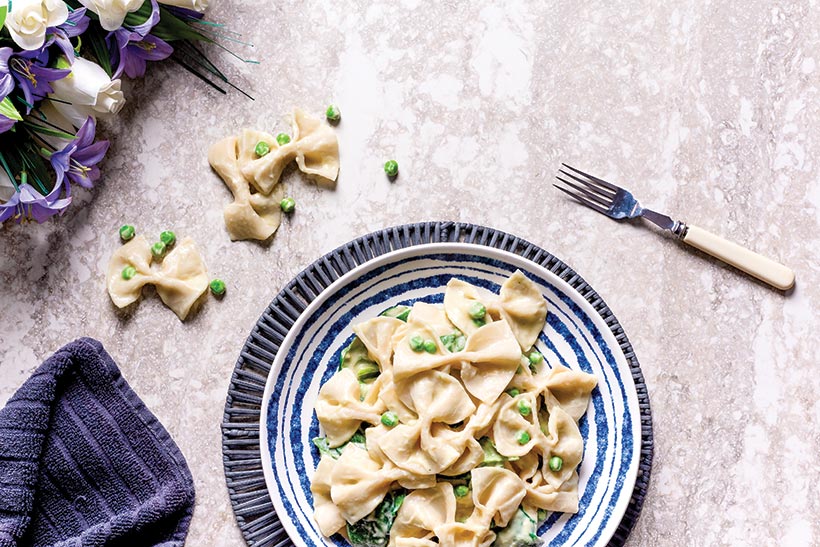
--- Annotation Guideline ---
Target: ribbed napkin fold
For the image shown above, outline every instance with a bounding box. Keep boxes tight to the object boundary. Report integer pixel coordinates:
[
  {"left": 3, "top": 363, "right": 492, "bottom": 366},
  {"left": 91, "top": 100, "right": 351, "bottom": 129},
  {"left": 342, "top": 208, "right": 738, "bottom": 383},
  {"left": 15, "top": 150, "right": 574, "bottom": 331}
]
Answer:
[{"left": 0, "top": 338, "right": 195, "bottom": 547}]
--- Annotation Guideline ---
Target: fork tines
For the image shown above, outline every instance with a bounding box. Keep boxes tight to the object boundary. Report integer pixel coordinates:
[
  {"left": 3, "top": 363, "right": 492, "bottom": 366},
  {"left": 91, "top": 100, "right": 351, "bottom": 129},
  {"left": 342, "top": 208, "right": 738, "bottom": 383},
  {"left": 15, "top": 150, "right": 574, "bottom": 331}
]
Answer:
[{"left": 554, "top": 164, "right": 617, "bottom": 213}]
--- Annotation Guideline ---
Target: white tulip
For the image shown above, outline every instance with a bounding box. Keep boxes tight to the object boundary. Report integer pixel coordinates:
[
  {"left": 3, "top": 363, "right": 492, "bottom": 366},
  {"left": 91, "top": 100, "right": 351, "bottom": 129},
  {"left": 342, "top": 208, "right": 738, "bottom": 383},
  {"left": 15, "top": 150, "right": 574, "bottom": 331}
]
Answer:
[
  {"left": 49, "top": 57, "right": 126, "bottom": 128},
  {"left": 159, "top": 0, "right": 210, "bottom": 12},
  {"left": 4, "top": 0, "right": 69, "bottom": 51},
  {"left": 77, "top": 0, "right": 143, "bottom": 31}
]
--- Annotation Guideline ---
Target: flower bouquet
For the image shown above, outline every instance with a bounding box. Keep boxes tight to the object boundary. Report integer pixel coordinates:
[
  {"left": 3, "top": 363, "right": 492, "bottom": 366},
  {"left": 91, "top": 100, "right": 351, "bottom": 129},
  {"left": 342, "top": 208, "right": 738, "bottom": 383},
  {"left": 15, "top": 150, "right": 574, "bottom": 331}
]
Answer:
[{"left": 0, "top": 0, "right": 243, "bottom": 225}]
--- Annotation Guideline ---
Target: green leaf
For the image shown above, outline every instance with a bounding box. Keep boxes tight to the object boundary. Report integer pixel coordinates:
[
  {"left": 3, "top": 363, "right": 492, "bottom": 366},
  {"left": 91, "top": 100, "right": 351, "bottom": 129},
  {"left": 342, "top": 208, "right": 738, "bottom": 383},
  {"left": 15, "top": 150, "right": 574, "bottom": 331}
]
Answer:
[
  {"left": 151, "top": 7, "right": 213, "bottom": 43},
  {"left": 22, "top": 122, "right": 75, "bottom": 140},
  {"left": 0, "top": 4, "right": 7, "bottom": 29},
  {"left": 347, "top": 490, "right": 406, "bottom": 547},
  {"left": 83, "top": 25, "right": 113, "bottom": 76},
  {"left": 0, "top": 98, "right": 23, "bottom": 122}
]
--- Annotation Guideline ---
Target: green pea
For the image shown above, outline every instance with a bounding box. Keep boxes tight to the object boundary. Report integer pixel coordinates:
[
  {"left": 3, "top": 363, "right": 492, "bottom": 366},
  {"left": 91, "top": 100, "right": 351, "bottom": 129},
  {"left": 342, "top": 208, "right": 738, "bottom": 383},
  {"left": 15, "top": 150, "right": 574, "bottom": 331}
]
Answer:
[
  {"left": 506, "top": 388, "right": 520, "bottom": 397},
  {"left": 255, "top": 141, "right": 270, "bottom": 157},
  {"left": 423, "top": 339, "right": 437, "bottom": 354},
  {"left": 381, "top": 411, "right": 398, "bottom": 427},
  {"left": 276, "top": 133, "right": 291, "bottom": 146},
  {"left": 121, "top": 265, "right": 137, "bottom": 280},
  {"left": 517, "top": 400, "right": 531, "bottom": 416},
  {"left": 537, "top": 509, "right": 547, "bottom": 522},
  {"left": 326, "top": 104, "right": 341, "bottom": 121},
  {"left": 516, "top": 430, "right": 531, "bottom": 445},
  {"left": 468, "top": 302, "right": 486, "bottom": 320},
  {"left": 210, "top": 279, "right": 226, "bottom": 296},
  {"left": 384, "top": 159, "right": 399, "bottom": 177},
  {"left": 160, "top": 230, "right": 176, "bottom": 246},
  {"left": 119, "top": 225, "right": 135, "bottom": 241},
  {"left": 409, "top": 335, "right": 425, "bottom": 352},
  {"left": 280, "top": 197, "right": 296, "bottom": 213},
  {"left": 549, "top": 455, "right": 563, "bottom": 472},
  {"left": 528, "top": 350, "right": 543, "bottom": 365},
  {"left": 454, "top": 485, "right": 470, "bottom": 498},
  {"left": 151, "top": 241, "right": 166, "bottom": 259}
]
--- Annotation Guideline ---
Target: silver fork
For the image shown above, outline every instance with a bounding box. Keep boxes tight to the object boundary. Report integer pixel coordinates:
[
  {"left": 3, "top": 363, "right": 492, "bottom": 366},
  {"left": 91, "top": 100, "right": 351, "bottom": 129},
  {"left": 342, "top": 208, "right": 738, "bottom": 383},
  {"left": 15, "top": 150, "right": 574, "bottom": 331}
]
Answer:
[{"left": 554, "top": 164, "right": 796, "bottom": 290}]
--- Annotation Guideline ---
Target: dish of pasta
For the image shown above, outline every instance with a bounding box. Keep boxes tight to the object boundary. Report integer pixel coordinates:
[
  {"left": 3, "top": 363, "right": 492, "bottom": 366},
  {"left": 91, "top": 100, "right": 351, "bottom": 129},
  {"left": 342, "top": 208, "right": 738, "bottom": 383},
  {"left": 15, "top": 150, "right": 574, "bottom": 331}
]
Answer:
[
  {"left": 257, "top": 243, "right": 644, "bottom": 547},
  {"left": 309, "top": 272, "right": 598, "bottom": 547}
]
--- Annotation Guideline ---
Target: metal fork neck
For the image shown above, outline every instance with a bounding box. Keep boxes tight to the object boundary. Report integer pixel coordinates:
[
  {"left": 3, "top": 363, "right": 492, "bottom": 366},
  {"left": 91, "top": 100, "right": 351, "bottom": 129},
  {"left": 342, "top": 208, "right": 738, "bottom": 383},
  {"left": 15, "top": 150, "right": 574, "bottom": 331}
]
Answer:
[{"left": 641, "top": 208, "right": 688, "bottom": 238}]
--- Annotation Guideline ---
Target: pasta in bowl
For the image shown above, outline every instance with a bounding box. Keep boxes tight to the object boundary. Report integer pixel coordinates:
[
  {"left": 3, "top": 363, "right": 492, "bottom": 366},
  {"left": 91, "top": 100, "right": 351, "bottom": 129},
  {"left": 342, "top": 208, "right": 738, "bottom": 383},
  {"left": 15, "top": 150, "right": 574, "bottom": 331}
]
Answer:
[{"left": 259, "top": 244, "right": 642, "bottom": 547}]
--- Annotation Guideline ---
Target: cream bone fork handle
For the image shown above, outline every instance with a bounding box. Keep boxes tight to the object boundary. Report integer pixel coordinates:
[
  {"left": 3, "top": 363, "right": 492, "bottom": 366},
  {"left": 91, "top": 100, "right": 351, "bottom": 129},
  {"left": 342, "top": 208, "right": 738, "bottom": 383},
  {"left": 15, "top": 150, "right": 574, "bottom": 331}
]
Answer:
[{"left": 554, "top": 164, "right": 796, "bottom": 291}]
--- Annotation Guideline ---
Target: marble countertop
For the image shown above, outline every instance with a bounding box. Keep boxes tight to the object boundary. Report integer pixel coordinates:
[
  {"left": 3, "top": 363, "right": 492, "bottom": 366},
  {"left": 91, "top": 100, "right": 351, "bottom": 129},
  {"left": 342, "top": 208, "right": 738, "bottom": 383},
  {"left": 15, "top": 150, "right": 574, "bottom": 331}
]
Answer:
[{"left": 2, "top": 1, "right": 819, "bottom": 545}]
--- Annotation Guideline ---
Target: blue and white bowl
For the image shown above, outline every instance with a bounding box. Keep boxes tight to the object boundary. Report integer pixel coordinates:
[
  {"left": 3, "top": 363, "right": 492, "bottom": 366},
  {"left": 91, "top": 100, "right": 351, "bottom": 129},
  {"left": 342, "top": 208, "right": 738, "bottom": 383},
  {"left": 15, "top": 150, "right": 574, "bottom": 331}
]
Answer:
[{"left": 260, "top": 243, "right": 642, "bottom": 546}]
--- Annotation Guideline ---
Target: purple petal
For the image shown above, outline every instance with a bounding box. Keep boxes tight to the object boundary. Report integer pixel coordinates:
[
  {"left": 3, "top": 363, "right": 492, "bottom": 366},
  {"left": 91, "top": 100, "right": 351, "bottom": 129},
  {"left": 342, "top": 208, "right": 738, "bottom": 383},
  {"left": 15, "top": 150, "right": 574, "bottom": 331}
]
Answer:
[
  {"left": 0, "top": 115, "right": 16, "bottom": 134},
  {"left": 123, "top": 55, "right": 147, "bottom": 79},
  {"left": 129, "top": 0, "right": 160, "bottom": 37},
  {"left": 73, "top": 140, "right": 109, "bottom": 166},
  {"left": 74, "top": 117, "right": 97, "bottom": 148}
]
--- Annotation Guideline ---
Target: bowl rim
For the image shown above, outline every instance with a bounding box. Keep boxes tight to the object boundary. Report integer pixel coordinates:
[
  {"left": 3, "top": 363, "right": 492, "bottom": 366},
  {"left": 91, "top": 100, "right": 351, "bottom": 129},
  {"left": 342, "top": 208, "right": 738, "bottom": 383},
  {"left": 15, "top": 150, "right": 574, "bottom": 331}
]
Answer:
[{"left": 259, "top": 241, "right": 642, "bottom": 547}]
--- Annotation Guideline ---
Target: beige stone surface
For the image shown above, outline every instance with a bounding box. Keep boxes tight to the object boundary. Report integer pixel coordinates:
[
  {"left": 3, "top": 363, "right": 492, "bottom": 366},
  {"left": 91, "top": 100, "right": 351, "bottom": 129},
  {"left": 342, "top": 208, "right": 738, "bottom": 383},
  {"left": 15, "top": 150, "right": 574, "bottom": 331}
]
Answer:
[{"left": 2, "top": 0, "right": 820, "bottom": 545}]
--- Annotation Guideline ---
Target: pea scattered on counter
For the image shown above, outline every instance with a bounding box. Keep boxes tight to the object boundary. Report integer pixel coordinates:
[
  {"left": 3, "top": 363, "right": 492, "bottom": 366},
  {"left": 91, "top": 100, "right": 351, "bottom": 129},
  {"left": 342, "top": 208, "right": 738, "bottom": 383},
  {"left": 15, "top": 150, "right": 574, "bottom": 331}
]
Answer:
[
  {"left": 276, "top": 133, "right": 291, "bottom": 146},
  {"left": 384, "top": 159, "right": 399, "bottom": 178},
  {"left": 280, "top": 197, "right": 296, "bottom": 213},
  {"left": 326, "top": 104, "right": 341, "bottom": 122},
  {"left": 119, "top": 225, "right": 135, "bottom": 241},
  {"left": 210, "top": 279, "right": 226, "bottom": 296}
]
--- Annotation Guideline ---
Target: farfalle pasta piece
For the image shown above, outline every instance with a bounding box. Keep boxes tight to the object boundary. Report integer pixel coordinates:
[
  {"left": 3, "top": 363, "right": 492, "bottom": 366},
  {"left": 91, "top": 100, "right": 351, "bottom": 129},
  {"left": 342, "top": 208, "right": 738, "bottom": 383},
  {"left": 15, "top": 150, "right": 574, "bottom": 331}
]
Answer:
[
  {"left": 540, "top": 405, "right": 584, "bottom": 489},
  {"left": 497, "top": 270, "right": 548, "bottom": 351},
  {"left": 469, "top": 467, "right": 527, "bottom": 529},
  {"left": 379, "top": 371, "right": 475, "bottom": 475},
  {"left": 315, "top": 368, "right": 386, "bottom": 447},
  {"left": 524, "top": 469, "right": 580, "bottom": 513},
  {"left": 208, "top": 135, "right": 283, "bottom": 241},
  {"left": 459, "top": 320, "right": 522, "bottom": 403},
  {"left": 434, "top": 522, "right": 495, "bottom": 547},
  {"left": 443, "top": 279, "right": 492, "bottom": 336},
  {"left": 330, "top": 444, "right": 399, "bottom": 524},
  {"left": 353, "top": 317, "right": 406, "bottom": 371},
  {"left": 106, "top": 235, "right": 153, "bottom": 308},
  {"left": 389, "top": 483, "right": 455, "bottom": 547},
  {"left": 154, "top": 237, "right": 209, "bottom": 320},
  {"left": 542, "top": 364, "right": 599, "bottom": 421},
  {"left": 310, "top": 456, "right": 346, "bottom": 537},
  {"left": 409, "top": 302, "right": 459, "bottom": 338},
  {"left": 106, "top": 236, "right": 209, "bottom": 320},
  {"left": 241, "top": 109, "right": 340, "bottom": 191},
  {"left": 492, "top": 392, "right": 541, "bottom": 458}
]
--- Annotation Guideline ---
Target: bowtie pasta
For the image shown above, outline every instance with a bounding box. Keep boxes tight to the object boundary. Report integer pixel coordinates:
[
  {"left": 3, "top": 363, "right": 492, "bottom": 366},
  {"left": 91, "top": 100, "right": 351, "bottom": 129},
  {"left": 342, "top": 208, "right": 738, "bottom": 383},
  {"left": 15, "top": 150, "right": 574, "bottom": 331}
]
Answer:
[{"left": 310, "top": 271, "right": 598, "bottom": 547}]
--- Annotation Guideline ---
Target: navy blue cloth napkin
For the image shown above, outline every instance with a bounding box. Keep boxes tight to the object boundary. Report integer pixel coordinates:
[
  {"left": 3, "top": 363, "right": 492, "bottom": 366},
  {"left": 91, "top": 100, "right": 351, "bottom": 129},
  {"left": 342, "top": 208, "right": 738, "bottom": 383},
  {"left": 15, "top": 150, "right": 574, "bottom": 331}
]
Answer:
[{"left": 0, "top": 338, "right": 195, "bottom": 547}]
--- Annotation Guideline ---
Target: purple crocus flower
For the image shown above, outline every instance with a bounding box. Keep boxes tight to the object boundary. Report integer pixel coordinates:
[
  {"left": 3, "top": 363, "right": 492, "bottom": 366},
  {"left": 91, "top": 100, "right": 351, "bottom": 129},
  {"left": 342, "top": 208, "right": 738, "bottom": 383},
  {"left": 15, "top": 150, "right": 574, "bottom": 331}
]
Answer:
[
  {"left": 9, "top": 48, "right": 70, "bottom": 114},
  {"left": 111, "top": 32, "right": 173, "bottom": 79},
  {"left": 50, "top": 8, "right": 91, "bottom": 62},
  {"left": 0, "top": 183, "right": 71, "bottom": 224},
  {"left": 0, "top": 48, "right": 14, "bottom": 101},
  {"left": 107, "top": 0, "right": 172, "bottom": 78},
  {"left": 50, "top": 117, "right": 110, "bottom": 189}
]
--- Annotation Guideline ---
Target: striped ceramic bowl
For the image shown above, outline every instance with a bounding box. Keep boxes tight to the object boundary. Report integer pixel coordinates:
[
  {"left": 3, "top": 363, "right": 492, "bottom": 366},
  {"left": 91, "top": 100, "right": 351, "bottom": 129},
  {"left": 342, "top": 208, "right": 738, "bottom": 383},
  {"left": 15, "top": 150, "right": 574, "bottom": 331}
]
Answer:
[{"left": 260, "top": 243, "right": 641, "bottom": 546}]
